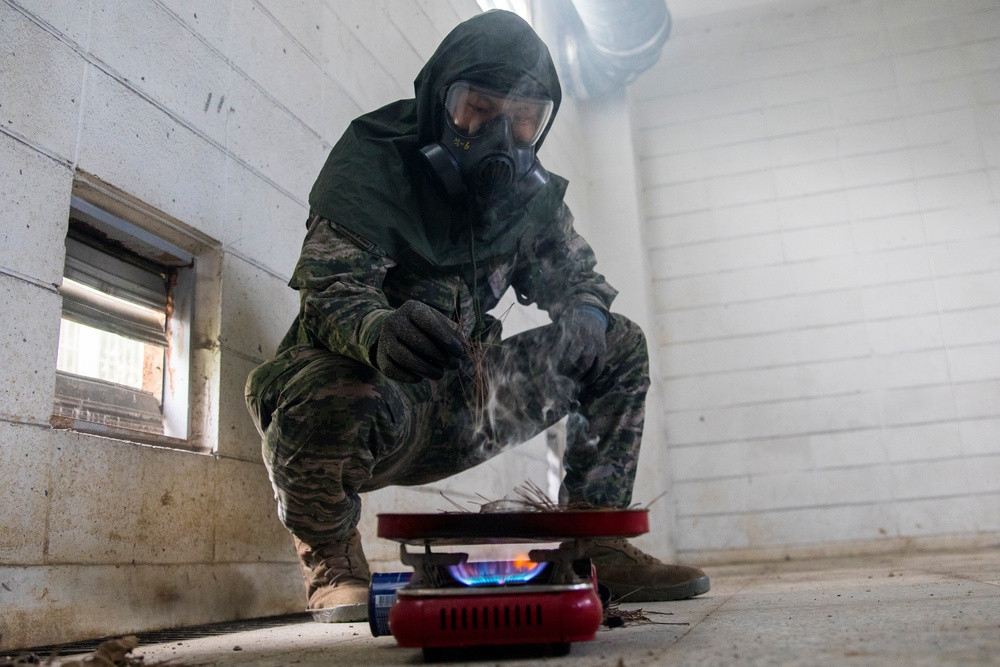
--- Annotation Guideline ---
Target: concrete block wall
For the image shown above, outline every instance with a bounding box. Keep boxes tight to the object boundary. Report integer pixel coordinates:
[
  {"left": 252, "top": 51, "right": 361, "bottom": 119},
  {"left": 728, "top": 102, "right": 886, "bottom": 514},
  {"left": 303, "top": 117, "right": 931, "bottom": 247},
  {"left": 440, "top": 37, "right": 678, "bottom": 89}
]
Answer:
[
  {"left": 0, "top": 0, "right": 604, "bottom": 650},
  {"left": 634, "top": 0, "right": 1000, "bottom": 563}
]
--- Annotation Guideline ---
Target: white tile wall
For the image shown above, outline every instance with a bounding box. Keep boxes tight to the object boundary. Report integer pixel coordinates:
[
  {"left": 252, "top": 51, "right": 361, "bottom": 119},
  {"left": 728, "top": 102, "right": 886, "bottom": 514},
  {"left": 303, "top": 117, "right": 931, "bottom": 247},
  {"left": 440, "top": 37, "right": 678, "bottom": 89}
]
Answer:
[{"left": 637, "top": 0, "right": 1000, "bottom": 561}]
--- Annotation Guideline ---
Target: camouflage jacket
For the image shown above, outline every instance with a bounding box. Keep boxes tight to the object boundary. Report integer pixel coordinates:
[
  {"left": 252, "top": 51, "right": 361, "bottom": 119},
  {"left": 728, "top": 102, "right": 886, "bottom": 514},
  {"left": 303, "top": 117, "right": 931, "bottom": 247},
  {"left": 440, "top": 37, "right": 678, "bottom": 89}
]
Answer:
[{"left": 277, "top": 203, "right": 618, "bottom": 368}]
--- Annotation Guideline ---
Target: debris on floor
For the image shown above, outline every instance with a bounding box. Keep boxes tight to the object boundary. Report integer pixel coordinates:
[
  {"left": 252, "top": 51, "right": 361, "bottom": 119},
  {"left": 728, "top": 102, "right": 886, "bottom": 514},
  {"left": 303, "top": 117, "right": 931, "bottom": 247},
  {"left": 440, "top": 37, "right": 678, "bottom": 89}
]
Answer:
[
  {"left": 0, "top": 636, "right": 205, "bottom": 667},
  {"left": 602, "top": 602, "right": 690, "bottom": 629}
]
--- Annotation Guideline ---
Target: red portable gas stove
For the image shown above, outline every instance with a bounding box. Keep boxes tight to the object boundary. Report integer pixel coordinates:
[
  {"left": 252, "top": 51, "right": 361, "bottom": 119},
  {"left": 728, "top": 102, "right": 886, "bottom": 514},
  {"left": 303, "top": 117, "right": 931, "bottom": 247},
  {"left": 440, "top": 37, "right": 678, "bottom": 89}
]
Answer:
[{"left": 376, "top": 509, "right": 649, "bottom": 657}]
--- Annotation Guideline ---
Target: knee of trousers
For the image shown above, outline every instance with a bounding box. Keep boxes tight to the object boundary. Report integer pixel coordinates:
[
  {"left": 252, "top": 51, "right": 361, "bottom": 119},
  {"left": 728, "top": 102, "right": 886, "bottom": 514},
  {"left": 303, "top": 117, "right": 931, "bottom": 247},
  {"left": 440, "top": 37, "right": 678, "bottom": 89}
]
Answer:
[
  {"left": 606, "top": 313, "right": 650, "bottom": 379},
  {"left": 262, "top": 353, "right": 406, "bottom": 486}
]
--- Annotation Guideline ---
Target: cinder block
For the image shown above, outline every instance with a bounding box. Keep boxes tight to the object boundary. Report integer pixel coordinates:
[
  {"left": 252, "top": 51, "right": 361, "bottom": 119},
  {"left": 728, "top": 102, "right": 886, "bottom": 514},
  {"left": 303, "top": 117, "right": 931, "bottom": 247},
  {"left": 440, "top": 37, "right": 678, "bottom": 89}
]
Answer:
[
  {"left": 702, "top": 141, "right": 770, "bottom": 178},
  {"left": 852, "top": 214, "right": 925, "bottom": 253},
  {"left": 940, "top": 306, "right": 1000, "bottom": 347},
  {"left": 0, "top": 133, "right": 73, "bottom": 286},
  {"left": 766, "top": 99, "right": 835, "bottom": 137},
  {"left": 329, "top": 1, "right": 422, "bottom": 93},
  {"left": 216, "top": 351, "right": 265, "bottom": 463},
  {"left": 0, "top": 275, "right": 60, "bottom": 425},
  {"left": 821, "top": 31, "right": 891, "bottom": 66},
  {"left": 769, "top": 130, "right": 838, "bottom": 167},
  {"left": 46, "top": 431, "right": 215, "bottom": 564},
  {"left": 700, "top": 110, "right": 769, "bottom": 147},
  {"left": 841, "top": 150, "right": 914, "bottom": 189},
  {"left": 0, "top": 562, "right": 301, "bottom": 650},
  {"left": 833, "top": 88, "right": 902, "bottom": 125},
  {"left": 751, "top": 42, "right": 823, "bottom": 79},
  {"left": 924, "top": 204, "right": 999, "bottom": 244},
  {"left": 816, "top": 0, "right": 883, "bottom": 40},
  {"left": 748, "top": 467, "right": 893, "bottom": 512},
  {"left": 14, "top": 0, "right": 91, "bottom": 45},
  {"left": 0, "top": 422, "right": 51, "bottom": 565},
  {"left": 952, "top": 7, "right": 1000, "bottom": 41},
  {"left": 638, "top": 121, "right": 706, "bottom": 157},
  {"left": 782, "top": 223, "right": 854, "bottom": 260},
  {"left": 862, "top": 280, "right": 936, "bottom": 320},
  {"left": 760, "top": 71, "right": 828, "bottom": 107},
  {"left": 664, "top": 356, "right": 874, "bottom": 412},
  {"left": 935, "top": 271, "right": 1000, "bottom": 311},
  {"left": 899, "top": 78, "right": 974, "bottom": 116},
  {"left": 807, "top": 428, "right": 887, "bottom": 469},
  {"left": 713, "top": 201, "right": 782, "bottom": 236},
  {"left": 882, "top": 422, "right": 964, "bottom": 462},
  {"left": 873, "top": 349, "right": 951, "bottom": 388},
  {"left": 882, "top": 385, "right": 957, "bottom": 426},
  {"left": 918, "top": 172, "right": 994, "bottom": 209},
  {"left": 219, "top": 254, "right": 299, "bottom": 361},
  {"left": 887, "top": 15, "right": 959, "bottom": 53},
  {"left": 947, "top": 343, "right": 1000, "bottom": 382},
  {"left": 229, "top": 0, "right": 324, "bottom": 133},
  {"left": 644, "top": 180, "right": 710, "bottom": 218},
  {"left": 319, "top": 4, "right": 404, "bottom": 112},
  {"left": 88, "top": 0, "right": 232, "bottom": 146},
  {"left": 973, "top": 492, "right": 1000, "bottom": 531},
  {"left": 890, "top": 458, "right": 970, "bottom": 500},
  {"left": 895, "top": 495, "right": 981, "bottom": 535},
  {"left": 321, "top": 72, "right": 364, "bottom": 145},
  {"left": 652, "top": 233, "right": 783, "bottom": 280},
  {"left": 836, "top": 118, "right": 908, "bottom": 156},
  {"left": 849, "top": 181, "right": 922, "bottom": 221},
  {"left": 0, "top": 7, "right": 84, "bottom": 161},
  {"left": 386, "top": 4, "right": 446, "bottom": 61},
  {"left": 256, "top": 0, "right": 325, "bottom": 63},
  {"left": 777, "top": 191, "right": 850, "bottom": 229},
  {"left": 642, "top": 152, "right": 707, "bottom": 188},
  {"left": 157, "top": 0, "right": 232, "bottom": 53},
  {"left": 666, "top": 392, "right": 881, "bottom": 445},
  {"left": 882, "top": 0, "right": 954, "bottom": 29},
  {"left": 708, "top": 170, "right": 776, "bottom": 207},
  {"left": 224, "top": 159, "right": 308, "bottom": 280},
  {"left": 856, "top": 246, "right": 932, "bottom": 285},
  {"left": 866, "top": 314, "right": 944, "bottom": 355},
  {"left": 958, "top": 415, "right": 1000, "bottom": 453},
  {"left": 893, "top": 48, "right": 965, "bottom": 85},
  {"left": 670, "top": 442, "right": 748, "bottom": 481},
  {"left": 225, "top": 72, "right": 327, "bottom": 203},
  {"left": 212, "top": 457, "right": 296, "bottom": 564},
  {"left": 76, "top": 68, "right": 227, "bottom": 241},
  {"left": 930, "top": 237, "right": 1000, "bottom": 277}
]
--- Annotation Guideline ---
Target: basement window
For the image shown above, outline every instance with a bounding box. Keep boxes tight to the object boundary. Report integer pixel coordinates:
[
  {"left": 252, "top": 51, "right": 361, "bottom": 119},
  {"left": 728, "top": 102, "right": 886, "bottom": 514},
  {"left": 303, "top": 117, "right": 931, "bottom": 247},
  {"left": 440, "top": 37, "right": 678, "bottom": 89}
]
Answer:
[{"left": 53, "top": 190, "right": 201, "bottom": 448}]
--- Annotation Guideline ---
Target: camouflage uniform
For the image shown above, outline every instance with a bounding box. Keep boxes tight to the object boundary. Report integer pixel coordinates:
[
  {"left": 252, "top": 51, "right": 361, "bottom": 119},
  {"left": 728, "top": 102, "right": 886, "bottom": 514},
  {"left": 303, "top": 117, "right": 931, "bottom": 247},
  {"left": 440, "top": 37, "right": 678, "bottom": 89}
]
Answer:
[{"left": 245, "top": 205, "right": 649, "bottom": 548}]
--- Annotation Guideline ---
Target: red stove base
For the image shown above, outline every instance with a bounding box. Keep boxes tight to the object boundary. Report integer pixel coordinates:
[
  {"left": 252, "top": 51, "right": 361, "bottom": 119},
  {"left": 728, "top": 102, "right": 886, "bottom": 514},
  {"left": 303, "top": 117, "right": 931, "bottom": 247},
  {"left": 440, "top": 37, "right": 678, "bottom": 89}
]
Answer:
[
  {"left": 389, "top": 586, "right": 603, "bottom": 650},
  {"left": 377, "top": 509, "right": 649, "bottom": 656}
]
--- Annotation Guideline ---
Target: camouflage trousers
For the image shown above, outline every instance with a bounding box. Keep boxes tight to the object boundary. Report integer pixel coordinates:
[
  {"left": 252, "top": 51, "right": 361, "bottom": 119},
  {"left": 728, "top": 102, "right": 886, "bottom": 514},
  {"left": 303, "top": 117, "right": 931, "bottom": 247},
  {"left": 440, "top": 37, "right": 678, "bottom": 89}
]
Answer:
[{"left": 245, "top": 314, "right": 649, "bottom": 548}]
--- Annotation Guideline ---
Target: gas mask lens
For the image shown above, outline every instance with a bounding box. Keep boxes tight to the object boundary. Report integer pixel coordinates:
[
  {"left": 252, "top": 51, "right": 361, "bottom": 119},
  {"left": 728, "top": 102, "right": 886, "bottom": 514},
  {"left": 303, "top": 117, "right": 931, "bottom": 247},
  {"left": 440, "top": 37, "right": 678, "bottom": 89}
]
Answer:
[{"left": 445, "top": 81, "right": 553, "bottom": 147}]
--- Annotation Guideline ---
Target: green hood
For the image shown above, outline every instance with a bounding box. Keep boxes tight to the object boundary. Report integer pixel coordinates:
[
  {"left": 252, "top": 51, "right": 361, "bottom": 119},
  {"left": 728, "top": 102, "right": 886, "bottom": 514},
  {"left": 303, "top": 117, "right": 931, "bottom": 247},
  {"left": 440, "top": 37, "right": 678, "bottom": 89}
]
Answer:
[{"left": 308, "top": 10, "right": 566, "bottom": 269}]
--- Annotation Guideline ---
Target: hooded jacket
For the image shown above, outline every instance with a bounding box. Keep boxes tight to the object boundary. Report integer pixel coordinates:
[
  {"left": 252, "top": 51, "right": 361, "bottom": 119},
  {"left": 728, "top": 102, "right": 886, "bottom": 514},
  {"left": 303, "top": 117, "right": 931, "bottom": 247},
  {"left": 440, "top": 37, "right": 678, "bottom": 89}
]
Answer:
[{"left": 272, "top": 10, "right": 617, "bottom": 369}]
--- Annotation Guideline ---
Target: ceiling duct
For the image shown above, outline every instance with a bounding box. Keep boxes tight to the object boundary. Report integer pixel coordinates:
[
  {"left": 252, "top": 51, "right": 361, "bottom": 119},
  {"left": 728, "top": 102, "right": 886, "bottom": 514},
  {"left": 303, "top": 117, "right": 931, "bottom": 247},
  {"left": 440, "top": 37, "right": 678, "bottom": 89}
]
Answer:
[{"left": 533, "top": 0, "right": 672, "bottom": 100}]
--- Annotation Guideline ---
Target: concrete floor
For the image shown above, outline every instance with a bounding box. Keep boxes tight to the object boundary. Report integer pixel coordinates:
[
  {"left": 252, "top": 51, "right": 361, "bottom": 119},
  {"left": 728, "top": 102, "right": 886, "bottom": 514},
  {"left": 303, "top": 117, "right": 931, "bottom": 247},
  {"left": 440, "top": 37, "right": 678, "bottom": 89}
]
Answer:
[{"left": 46, "top": 548, "right": 1000, "bottom": 666}]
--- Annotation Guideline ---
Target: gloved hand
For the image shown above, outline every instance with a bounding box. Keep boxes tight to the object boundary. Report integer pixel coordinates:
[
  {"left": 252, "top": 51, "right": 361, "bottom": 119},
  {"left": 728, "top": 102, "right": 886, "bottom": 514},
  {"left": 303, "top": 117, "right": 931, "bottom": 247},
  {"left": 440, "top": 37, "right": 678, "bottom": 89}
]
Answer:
[
  {"left": 554, "top": 306, "right": 608, "bottom": 384},
  {"left": 375, "top": 300, "right": 466, "bottom": 383}
]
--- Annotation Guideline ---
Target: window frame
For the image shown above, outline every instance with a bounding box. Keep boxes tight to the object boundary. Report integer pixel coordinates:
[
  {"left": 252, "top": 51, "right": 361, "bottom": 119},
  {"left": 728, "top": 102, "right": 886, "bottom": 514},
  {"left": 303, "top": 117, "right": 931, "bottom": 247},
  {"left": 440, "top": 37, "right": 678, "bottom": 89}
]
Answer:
[{"left": 51, "top": 174, "right": 222, "bottom": 453}]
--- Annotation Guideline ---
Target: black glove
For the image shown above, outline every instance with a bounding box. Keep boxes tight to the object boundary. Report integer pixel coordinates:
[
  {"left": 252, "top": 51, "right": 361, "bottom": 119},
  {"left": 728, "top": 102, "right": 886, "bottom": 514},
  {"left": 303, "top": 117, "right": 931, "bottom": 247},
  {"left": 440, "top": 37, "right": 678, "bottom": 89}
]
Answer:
[
  {"left": 555, "top": 306, "right": 608, "bottom": 384},
  {"left": 375, "top": 300, "right": 466, "bottom": 383}
]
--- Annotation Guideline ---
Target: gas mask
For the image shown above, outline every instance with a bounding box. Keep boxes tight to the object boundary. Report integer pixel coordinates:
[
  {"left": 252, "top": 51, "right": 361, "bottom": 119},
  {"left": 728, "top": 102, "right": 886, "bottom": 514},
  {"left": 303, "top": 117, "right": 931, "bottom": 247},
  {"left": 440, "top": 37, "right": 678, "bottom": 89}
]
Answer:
[{"left": 420, "top": 81, "right": 554, "bottom": 207}]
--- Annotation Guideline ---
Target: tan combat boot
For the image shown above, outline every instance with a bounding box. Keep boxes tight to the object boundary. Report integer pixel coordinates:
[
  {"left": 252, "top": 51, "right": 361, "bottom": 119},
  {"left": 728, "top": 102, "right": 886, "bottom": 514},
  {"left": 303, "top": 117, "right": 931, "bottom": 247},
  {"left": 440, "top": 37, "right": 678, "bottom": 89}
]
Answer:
[
  {"left": 295, "top": 528, "right": 371, "bottom": 622},
  {"left": 581, "top": 537, "right": 710, "bottom": 602}
]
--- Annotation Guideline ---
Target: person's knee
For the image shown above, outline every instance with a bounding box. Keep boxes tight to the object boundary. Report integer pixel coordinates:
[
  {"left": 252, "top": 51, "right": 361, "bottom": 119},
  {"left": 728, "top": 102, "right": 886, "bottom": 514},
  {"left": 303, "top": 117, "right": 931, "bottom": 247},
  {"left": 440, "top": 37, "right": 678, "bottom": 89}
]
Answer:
[
  {"left": 607, "top": 313, "right": 649, "bottom": 373},
  {"left": 269, "top": 353, "right": 400, "bottom": 460}
]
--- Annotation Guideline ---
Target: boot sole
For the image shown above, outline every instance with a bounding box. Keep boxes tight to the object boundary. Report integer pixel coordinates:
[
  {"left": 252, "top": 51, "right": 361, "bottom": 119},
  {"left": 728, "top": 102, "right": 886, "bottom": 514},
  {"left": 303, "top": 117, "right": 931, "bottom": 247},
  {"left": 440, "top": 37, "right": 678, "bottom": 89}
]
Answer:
[
  {"left": 604, "top": 574, "right": 711, "bottom": 603},
  {"left": 310, "top": 602, "right": 368, "bottom": 623}
]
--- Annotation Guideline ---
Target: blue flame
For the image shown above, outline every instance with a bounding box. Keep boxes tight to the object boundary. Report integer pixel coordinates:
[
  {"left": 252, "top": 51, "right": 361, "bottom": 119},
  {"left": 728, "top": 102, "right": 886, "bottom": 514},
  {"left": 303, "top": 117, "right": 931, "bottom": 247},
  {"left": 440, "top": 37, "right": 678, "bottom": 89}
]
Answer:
[{"left": 448, "top": 560, "right": 547, "bottom": 586}]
